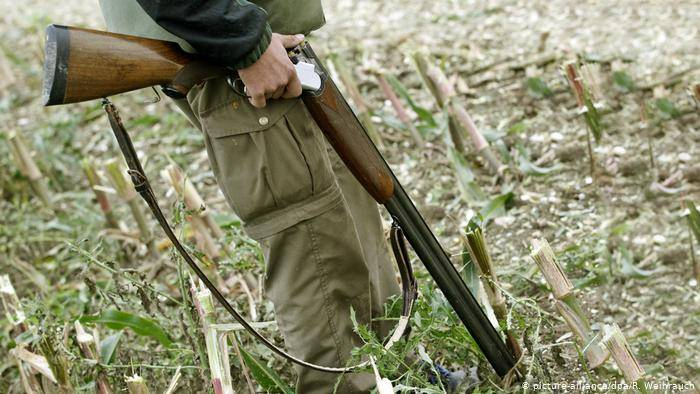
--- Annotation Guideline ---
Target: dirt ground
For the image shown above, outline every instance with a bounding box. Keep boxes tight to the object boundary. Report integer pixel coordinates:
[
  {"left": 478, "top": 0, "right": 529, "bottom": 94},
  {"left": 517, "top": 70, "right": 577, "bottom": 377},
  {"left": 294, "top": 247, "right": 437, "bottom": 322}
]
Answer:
[
  {"left": 322, "top": 0, "right": 700, "bottom": 388},
  {"left": 1, "top": 0, "right": 699, "bottom": 392}
]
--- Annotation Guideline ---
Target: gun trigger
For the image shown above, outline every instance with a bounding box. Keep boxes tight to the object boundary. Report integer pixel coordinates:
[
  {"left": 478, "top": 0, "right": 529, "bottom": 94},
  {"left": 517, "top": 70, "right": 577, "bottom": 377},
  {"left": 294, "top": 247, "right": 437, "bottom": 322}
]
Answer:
[{"left": 161, "top": 85, "right": 186, "bottom": 100}]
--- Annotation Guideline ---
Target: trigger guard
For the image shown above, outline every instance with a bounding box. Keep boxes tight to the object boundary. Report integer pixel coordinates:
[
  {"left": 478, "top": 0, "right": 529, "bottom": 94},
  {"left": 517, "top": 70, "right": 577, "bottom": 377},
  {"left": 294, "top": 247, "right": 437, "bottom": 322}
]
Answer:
[{"left": 227, "top": 76, "right": 250, "bottom": 98}]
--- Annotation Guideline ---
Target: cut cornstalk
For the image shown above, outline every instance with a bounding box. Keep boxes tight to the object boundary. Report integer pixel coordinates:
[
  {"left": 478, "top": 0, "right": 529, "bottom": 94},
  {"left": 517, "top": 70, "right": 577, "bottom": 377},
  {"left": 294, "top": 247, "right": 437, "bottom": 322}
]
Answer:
[
  {"left": 450, "top": 105, "right": 502, "bottom": 174},
  {"left": 191, "top": 278, "right": 234, "bottom": 394},
  {"left": 466, "top": 228, "right": 507, "bottom": 318},
  {"left": 412, "top": 52, "right": 467, "bottom": 153},
  {"left": 82, "top": 159, "right": 119, "bottom": 228},
  {"left": 39, "top": 336, "right": 74, "bottom": 392},
  {"left": 8, "top": 131, "right": 52, "bottom": 207},
  {"left": 465, "top": 227, "right": 521, "bottom": 358},
  {"left": 447, "top": 116, "right": 468, "bottom": 158},
  {"left": 538, "top": 31, "right": 550, "bottom": 53},
  {"left": 74, "top": 321, "right": 96, "bottom": 359},
  {"left": 602, "top": 323, "right": 645, "bottom": 384},
  {"left": 580, "top": 63, "right": 605, "bottom": 104},
  {"left": 530, "top": 239, "right": 609, "bottom": 369},
  {"left": 2, "top": 276, "right": 44, "bottom": 391},
  {"left": 163, "top": 366, "right": 182, "bottom": 394},
  {"left": 412, "top": 52, "right": 447, "bottom": 107},
  {"left": 125, "top": 375, "right": 150, "bottom": 394},
  {"left": 0, "top": 274, "right": 27, "bottom": 333},
  {"left": 10, "top": 347, "right": 57, "bottom": 385},
  {"left": 105, "top": 160, "right": 156, "bottom": 256},
  {"left": 331, "top": 56, "right": 384, "bottom": 147},
  {"left": 375, "top": 71, "right": 424, "bottom": 146},
  {"left": 692, "top": 84, "right": 700, "bottom": 107},
  {"left": 413, "top": 52, "right": 501, "bottom": 174},
  {"left": 15, "top": 355, "right": 43, "bottom": 394},
  {"left": 639, "top": 102, "right": 656, "bottom": 178},
  {"left": 163, "top": 165, "right": 222, "bottom": 260},
  {"left": 165, "top": 163, "right": 223, "bottom": 238},
  {"left": 370, "top": 356, "right": 394, "bottom": 394},
  {"left": 191, "top": 216, "right": 221, "bottom": 261},
  {"left": 564, "top": 62, "right": 602, "bottom": 179},
  {"left": 164, "top": 166, "right": 222, "bottom": 257},
  {"left": 74, "top": 321, "right": 112, "bottom": 394}
]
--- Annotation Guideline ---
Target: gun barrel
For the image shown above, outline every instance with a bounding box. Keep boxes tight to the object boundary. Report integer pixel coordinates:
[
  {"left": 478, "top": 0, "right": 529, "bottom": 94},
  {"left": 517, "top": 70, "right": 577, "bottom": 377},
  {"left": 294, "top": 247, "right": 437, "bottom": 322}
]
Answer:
[{"left": 385, "top": 186, "right": 516, "bottom": 376}]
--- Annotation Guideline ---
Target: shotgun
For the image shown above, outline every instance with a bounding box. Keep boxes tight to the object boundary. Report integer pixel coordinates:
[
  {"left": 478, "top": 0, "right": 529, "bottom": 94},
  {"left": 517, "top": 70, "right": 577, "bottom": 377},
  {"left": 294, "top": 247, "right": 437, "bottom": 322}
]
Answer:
[{"left": 42, "top": 24, "right": 517, "bottom": 377}]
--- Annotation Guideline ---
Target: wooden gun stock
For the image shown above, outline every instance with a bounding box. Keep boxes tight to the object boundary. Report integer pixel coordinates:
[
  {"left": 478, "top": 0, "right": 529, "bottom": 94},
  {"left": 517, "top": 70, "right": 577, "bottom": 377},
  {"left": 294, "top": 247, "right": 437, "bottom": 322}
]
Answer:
[
  {"left": 42, "top": 24, "right": 227, "bottom": 106},
  {"left": 303, "top": 80, "right": 395, "bottom": 203}
]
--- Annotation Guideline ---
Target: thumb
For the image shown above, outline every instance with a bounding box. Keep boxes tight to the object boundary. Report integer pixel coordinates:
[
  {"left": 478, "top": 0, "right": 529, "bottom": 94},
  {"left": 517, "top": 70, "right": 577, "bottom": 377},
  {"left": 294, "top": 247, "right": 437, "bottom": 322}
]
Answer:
[{"left": 277, "top": 33, "right": 305, "bottom": 49}]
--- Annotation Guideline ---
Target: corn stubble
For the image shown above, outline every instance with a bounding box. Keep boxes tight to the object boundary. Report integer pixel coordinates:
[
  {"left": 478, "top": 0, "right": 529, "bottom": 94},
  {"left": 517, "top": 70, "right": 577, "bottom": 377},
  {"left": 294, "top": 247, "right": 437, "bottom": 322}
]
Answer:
[
  {"left": 530, "top": 239, "right": 610, "bottom": 369},
  {"left": 413, "top": 52, "right": 502, "bottom": 175}
]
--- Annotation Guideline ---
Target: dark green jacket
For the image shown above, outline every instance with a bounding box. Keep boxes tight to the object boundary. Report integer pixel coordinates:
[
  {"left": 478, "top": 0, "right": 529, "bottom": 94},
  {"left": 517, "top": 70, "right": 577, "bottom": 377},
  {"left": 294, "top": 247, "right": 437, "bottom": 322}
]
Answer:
[{"left": 99, "top": 0, "right": 324, "bottom": 69}]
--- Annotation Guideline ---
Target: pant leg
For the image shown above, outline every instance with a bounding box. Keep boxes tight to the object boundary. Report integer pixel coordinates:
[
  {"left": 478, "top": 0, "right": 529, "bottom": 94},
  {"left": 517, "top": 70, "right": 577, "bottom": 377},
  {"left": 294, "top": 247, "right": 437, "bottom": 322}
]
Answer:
[
  {"left": 326, "top": 146, "right": 400, "bottom": 337},
  {"left": 183, "top": 79, "right": 398, "bottom": 393}
]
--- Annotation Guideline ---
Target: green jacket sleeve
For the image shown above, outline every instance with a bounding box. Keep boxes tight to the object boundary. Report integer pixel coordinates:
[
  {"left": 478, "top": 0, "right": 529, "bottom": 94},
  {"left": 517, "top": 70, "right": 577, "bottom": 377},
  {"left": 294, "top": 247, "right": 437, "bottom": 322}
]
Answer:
[{"left": 135, "top": 0, "right": 272, "bottom": 69}]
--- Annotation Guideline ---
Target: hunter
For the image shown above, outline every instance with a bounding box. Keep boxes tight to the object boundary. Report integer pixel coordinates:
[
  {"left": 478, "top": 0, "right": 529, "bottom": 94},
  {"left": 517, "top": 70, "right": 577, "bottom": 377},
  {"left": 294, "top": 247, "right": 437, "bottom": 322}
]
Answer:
[{"left": 98, "top": 0, "right": 400, "bottom": 392}]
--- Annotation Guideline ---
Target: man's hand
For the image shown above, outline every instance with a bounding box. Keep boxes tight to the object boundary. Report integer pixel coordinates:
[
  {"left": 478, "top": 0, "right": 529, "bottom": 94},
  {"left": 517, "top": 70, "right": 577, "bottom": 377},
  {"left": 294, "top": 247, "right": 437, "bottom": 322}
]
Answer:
[{"left": 238, "top": 33, "right": 305, "bottom": 108}]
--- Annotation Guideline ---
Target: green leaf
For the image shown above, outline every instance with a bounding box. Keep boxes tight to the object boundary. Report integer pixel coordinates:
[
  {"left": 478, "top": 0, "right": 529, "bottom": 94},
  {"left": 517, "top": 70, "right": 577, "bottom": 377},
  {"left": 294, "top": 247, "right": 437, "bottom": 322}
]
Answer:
[
  {"left": 478, "top": 192, "right": 514, "bottom": 225},
  {"left": 238, "top": 347, "right": 294, "bottom": 394},
  {"left": 378, "top": 113, "right": 407, "bottom": 131},
  {"left": 687, "top": 201, "right": 700, "bottom": 245},
  {"left": 127, "top": 114, "right": 160, "bottom": 128},
  {"left": 385, "top": 74, "right": 437, "bottom": 128},
  {"left": 583, "top": 93, "right": 603, "bottom": 142},
  {"left": 609, "top": 222, "right": 629, "bottom": 236},
  {"left": 461, "top": 246, "right": 480, "bottom": 296},
  {"left": 516, "top": 145, "right": 559, "bottom": 176},
  {"left": 518, "top": 156, "right": 559, "bottom": 176},
  {"left": 448, "top": 147, "right": 486, "bottom": 204},
  {"left": 81, "top": 310, "right": 171, "bottom": 347},
  {"left": 573, "top": 272, "right": 608, "bottom": 289},
  {"left": 14, "top": 330, "right": 39, "bottom": 346},
  {"left": 99, "top": 332, "right": 122, "bottom": 364},
  {"left": 612, "top": 71, "right": 635, "bottom": 92},
  {"left": 525, "top": 77, "right": 553, "bottom": 98},
  {"left": 618, "top": 248, "right": 657, "bottom": 279},
  {"left": 466, "top": 214, "right": 484, "bottom": 233},
  {"left": 507, "top": 122, "right": 528, "bottom": 135},
  {"left": 655, "top": 98, "right": 681, "bottom": 119}
]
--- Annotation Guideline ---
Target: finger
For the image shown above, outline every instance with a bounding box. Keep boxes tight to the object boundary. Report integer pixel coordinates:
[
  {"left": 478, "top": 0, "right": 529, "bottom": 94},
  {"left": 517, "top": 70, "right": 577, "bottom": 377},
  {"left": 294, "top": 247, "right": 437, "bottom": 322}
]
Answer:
[
  {"left": 272, "top": 85, "right": 286, "bottom": 99},
  {"left": 281, "top": 71, "right": 303, "bottom": 99},
  {"left": 249, "top": 92, "right": 267, "bottom": 108},
  {"left": 278, "top": 34, "right": 305, "bottom": 49}
]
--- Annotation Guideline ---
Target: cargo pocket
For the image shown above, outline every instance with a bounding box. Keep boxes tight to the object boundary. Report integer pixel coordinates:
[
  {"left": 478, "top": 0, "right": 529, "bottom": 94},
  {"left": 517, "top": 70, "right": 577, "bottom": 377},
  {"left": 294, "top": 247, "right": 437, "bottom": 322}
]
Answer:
[{"left": 194, "top": 80, "right": 335, "bottom": 235}]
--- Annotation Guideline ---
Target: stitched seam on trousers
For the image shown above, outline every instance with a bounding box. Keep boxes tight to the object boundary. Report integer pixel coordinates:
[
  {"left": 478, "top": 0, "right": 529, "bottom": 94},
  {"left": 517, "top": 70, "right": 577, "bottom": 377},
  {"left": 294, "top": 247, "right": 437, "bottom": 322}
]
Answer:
[
  {"left": 248, "top": 131, "right": 280, "bottom": 208},
  {"left": 284, "top": 116, "right": 316, "bottom": 194},
  {"left": 305, "top": 219, "right": 344, "bottom": 366},
  {"left": 201, "top": 129, "right": 244, "bottom": 216}
]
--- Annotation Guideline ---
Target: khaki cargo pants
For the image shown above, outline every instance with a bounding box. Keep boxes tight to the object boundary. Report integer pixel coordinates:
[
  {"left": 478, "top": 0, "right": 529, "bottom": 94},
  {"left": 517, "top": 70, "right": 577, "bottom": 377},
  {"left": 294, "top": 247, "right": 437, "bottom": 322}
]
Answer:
[{"left": 176, "top": 78, "right": 400, "bottom": 393}]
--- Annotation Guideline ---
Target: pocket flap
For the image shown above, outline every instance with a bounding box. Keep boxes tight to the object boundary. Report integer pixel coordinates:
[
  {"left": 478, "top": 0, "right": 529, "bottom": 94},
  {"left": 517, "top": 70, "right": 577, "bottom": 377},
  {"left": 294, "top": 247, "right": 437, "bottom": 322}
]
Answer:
[{"left": 200, "top": 94, "right": 298, "bottom": 138}]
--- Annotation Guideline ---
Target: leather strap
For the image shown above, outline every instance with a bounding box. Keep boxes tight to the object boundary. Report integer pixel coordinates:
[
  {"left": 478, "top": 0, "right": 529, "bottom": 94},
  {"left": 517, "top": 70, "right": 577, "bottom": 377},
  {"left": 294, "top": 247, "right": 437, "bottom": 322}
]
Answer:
[{"left": 102, "top": 99, "right": 416, "bottom": 373}]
